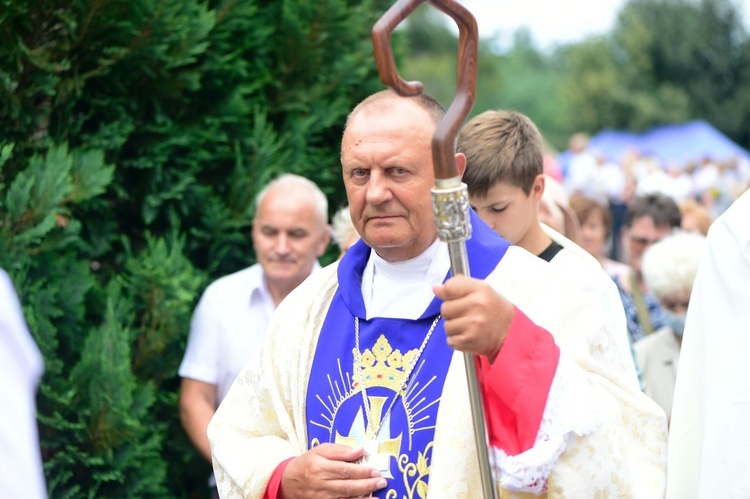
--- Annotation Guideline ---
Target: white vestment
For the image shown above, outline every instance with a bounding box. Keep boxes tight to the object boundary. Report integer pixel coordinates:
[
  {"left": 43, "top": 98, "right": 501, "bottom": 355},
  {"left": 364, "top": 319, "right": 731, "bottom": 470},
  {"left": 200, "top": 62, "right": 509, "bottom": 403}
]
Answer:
[
  {"left": 667, "top": 189, "right": 750, "bottom": 499},
  {"left": 542, "top": 224, "right": 640, "bottom": 390},
  {"left": 209, "top": 244, "right": 667, "bottom": 498}
]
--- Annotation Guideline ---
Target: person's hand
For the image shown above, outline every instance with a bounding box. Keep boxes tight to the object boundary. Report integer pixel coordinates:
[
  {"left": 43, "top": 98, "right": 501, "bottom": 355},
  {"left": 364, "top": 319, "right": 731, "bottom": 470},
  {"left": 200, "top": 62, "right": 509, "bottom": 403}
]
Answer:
[
  {"left": 433, "top": 274, "right": 515, "bottom": 362},
  {"left": 280, "top": 443, "right": 387, "bottom": 498}
]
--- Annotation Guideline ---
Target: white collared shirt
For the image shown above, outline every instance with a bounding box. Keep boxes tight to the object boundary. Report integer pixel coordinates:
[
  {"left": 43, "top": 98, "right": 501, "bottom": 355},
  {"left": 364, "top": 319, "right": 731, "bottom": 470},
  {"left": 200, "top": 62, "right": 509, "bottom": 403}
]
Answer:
[
  {"left": 361, "top": 238, "right": 449, "bottom": 320},
  {"left": 179, "top": 262, "right": 319, "bottom": 403}
]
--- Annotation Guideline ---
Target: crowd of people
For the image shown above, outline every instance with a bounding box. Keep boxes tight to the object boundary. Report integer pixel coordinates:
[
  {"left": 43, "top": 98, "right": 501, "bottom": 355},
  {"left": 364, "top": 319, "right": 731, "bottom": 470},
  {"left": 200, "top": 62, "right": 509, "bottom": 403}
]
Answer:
[
  {"left": 4, "top": 90, "right": 749, "bottom": 498},
  {"left": 557, "top": 133, "right": 750, "bottom": 226},
  {"left": 541, "top": 133, "right": 749, "bottom": 418}
]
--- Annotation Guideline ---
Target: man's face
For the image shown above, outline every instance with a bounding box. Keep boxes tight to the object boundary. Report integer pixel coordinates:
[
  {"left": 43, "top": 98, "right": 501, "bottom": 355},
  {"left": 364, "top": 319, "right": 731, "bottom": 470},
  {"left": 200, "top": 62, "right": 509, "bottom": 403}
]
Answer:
[
  {"left": 469, "top": 177, "right": 543, "bottom": 246},
  {"left": 624, "top": 216, "right": 673, "bottom": 272},
  {"left": 252, "top": 186, "right": 329, "bottom": 289},
  {"left": 341, "top": 100, "right": 439, "bottom": 262}
]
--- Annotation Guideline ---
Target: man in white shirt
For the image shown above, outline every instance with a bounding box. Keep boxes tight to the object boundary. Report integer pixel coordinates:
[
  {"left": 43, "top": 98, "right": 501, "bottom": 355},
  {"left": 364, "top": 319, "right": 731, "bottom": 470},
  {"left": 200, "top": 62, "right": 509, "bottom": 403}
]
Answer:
[
  {"left": 178, "top": 174, "right": 330, "bottom": 493},
  {"left": 0, "top": 268, "right": 47, "bottom": 498}
]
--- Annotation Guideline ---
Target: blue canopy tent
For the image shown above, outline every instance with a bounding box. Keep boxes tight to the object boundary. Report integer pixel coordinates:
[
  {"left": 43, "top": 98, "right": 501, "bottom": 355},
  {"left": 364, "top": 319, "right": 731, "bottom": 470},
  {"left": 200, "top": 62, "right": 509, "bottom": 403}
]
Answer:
[
  {"left": 588, "top": 129, "right": 641, "bottom": 164},
  {"left": 637, "top": 121, "right": 750, "bottom": 166},
  {"left": 559, "top": 120, "right": 750, "bottom": 174}
]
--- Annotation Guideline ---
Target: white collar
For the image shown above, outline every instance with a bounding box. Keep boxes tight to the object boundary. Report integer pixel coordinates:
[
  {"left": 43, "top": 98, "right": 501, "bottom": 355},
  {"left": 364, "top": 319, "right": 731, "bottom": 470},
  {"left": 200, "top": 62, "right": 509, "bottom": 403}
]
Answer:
[{"left": 361, "top": 239, "right": 450, "bottom": 320}]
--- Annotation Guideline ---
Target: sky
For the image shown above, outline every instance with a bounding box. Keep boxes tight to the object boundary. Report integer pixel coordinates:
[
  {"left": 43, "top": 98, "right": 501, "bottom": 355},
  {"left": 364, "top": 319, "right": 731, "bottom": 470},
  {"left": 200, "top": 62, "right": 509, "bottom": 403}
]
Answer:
[{"left": 452, "top": 0, "right": 750, "bottom": 51}]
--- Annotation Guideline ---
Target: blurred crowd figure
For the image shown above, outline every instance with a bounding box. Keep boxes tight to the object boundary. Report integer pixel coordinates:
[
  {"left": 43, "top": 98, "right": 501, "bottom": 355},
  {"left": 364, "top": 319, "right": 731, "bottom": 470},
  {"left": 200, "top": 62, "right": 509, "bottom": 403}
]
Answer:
[
  {"left": 538, "top": 175, "right": 581, "bottom": 242},
  {"left": 0, "top": 269, "right": 47, "bottom": 498},
  {"left": 635, "top": 232, "right": 706, "bottom": 423},
  {"left": 679, "top": 198, "right": 712, "bottom": 236},
  {"left": 570, "top": 195, "right": 630, "bottom": 277},
  {"left": 330, "top": 205, "right": 360, "bottom": 259}
]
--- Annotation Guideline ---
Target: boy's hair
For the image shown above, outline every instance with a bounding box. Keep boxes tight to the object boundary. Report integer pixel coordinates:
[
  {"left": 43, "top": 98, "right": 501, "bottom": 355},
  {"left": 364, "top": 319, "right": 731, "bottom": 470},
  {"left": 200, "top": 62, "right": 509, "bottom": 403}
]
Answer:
[
  {"left": 625, "top": 194, "right": 682, "bottom": 229},
  {"left": 457, "top": 109, "right": 544, "bottom": 197}
]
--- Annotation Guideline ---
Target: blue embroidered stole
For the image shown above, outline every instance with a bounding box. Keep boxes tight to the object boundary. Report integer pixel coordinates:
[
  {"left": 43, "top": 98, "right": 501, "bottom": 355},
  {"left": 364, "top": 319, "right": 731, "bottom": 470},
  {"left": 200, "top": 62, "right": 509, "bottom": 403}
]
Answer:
[{"left": 306, "top": 211, "right": 509, "bottom": 498}]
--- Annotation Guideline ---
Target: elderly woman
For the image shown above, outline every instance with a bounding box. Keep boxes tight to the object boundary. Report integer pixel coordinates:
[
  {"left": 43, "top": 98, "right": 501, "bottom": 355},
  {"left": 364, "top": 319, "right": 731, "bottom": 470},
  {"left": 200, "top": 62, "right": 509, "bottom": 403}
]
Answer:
[{"left": 634, "top": 232, "right": 706, "bottom": 422}]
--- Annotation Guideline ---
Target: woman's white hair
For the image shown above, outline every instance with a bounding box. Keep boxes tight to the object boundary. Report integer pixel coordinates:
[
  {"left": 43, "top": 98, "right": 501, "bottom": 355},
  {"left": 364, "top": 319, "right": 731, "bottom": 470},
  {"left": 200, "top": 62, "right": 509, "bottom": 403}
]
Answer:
[
  {"left": 330, "top": 205, "right": 357, "bottom": 250},
  {"left": 642, "top": 231, "right": 707, "bottom": 301},
  {"left": 254, "top": 173, "right": 328, "bottom": 226}
]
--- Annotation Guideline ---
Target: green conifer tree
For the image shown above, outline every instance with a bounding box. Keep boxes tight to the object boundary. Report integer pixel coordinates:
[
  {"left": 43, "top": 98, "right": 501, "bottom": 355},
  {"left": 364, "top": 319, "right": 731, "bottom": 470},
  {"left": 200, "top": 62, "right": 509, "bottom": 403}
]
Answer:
[{"left": 1, "top": 0, "right": 394, "bottom": 496}]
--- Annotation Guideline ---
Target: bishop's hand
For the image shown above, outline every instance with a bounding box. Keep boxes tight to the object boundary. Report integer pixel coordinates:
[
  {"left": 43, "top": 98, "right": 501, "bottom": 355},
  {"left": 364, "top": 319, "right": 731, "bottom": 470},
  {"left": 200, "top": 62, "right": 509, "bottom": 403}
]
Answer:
[
  {"left": 280, "top": 443, "right": 387, "bottom": 499},
  {"left": 433, "top": 274, "right": 515, "bottom": 363}
]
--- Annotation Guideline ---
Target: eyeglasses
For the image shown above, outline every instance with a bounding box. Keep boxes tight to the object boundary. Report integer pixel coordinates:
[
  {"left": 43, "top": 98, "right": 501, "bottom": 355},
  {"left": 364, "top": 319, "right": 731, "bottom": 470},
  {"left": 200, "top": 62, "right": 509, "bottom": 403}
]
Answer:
[
  {"left": 629, "top": 235, "right": 662, "bottom": 246},
  {"left": 662, "top": 299, "right": 690, "bottom": 313}
]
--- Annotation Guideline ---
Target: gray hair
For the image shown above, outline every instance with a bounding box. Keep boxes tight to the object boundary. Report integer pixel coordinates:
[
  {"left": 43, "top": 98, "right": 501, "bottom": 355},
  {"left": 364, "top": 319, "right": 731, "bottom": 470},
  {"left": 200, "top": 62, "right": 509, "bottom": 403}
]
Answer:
[
  {"left": 330, "top": 205, "right": 357, "bottom": 250},
  {"left": 642, "top": 232, "right": 706, "bottom": 301},
  {"left": 254, "top": 173, "right": 328, "bottom": 226}
]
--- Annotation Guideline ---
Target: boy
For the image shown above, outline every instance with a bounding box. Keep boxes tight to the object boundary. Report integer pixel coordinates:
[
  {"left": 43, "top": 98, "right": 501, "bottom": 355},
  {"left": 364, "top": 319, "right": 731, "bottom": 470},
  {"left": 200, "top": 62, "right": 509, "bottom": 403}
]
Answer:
[{"left": 457, "top": 109, "right": 639, "bottom": 388}]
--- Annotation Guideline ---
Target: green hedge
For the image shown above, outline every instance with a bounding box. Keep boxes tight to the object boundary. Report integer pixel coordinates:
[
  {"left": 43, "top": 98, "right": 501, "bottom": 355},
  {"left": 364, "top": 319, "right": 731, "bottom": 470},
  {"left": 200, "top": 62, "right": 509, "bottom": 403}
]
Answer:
[{"left": 0, "top": 0, "right": 393, "bottom": 496}]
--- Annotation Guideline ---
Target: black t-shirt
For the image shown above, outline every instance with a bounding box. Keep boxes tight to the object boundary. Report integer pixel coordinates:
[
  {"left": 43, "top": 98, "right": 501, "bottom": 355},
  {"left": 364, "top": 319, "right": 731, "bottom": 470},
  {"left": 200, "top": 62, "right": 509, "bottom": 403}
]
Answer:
[{"left": 537, "top": 240, "right": 564, "bottom": 263}]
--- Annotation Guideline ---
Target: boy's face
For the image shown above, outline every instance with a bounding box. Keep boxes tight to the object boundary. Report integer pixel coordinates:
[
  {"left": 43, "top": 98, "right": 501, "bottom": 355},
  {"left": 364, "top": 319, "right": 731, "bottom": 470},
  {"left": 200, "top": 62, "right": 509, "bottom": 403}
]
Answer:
[{"left": 469, "top": 176, "right": 544, "bottom": 245}]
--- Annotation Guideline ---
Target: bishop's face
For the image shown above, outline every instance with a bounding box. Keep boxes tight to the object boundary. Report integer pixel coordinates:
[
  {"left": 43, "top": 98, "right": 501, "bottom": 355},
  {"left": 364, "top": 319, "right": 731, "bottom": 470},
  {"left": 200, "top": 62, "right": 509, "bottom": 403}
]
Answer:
[{"left": 341, "top": 100, "right": 439, "bottom": 263}]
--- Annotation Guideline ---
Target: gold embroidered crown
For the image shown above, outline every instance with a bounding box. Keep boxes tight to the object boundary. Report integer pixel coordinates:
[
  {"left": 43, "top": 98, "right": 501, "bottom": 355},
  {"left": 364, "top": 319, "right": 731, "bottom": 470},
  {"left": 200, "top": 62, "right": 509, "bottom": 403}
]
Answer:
[{"left": 353, "top": 334, "right": 418, "bottom": 393}]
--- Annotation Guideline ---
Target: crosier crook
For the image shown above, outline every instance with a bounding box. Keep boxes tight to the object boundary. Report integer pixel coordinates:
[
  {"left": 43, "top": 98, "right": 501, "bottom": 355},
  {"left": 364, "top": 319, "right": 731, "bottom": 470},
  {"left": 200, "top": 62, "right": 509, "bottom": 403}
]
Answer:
[{"left": 372, "top": 2, "right": 499, "bottom": 498}]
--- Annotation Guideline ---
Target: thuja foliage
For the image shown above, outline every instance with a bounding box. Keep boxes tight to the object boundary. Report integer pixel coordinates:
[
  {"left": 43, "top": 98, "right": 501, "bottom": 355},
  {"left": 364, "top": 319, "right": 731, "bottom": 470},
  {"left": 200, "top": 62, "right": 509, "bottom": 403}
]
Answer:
[{"left": 0, "top": 0, "right": 393, "bottom": 496}]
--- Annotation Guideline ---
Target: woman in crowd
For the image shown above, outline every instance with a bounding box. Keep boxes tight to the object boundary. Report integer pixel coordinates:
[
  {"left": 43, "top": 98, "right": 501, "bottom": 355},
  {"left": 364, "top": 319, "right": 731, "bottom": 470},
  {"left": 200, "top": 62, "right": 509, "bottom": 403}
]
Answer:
[
  {"left": 570, "top": 195, "right": 630, "bottom": 278},
  {"left": 679, "top": 198, "right": 712, "bottom": 236}
]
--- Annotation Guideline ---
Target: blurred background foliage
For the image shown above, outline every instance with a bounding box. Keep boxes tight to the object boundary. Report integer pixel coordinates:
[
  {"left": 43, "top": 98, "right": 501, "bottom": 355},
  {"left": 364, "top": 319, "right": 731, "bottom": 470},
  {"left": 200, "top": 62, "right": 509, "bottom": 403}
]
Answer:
[
  {"left": 403, "top": 0, "right": 750, "bottom": 151},
  {"left": 1, "top": 0, "right": 748, "bottom": 496}
]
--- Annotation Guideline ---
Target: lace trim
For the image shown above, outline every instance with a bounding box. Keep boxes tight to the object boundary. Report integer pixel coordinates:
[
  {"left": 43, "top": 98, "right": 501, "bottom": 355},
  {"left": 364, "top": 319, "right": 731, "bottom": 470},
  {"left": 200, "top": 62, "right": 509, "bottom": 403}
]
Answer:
[{"left": 492, "top": 360, "right": 601, "bottom": 495}]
